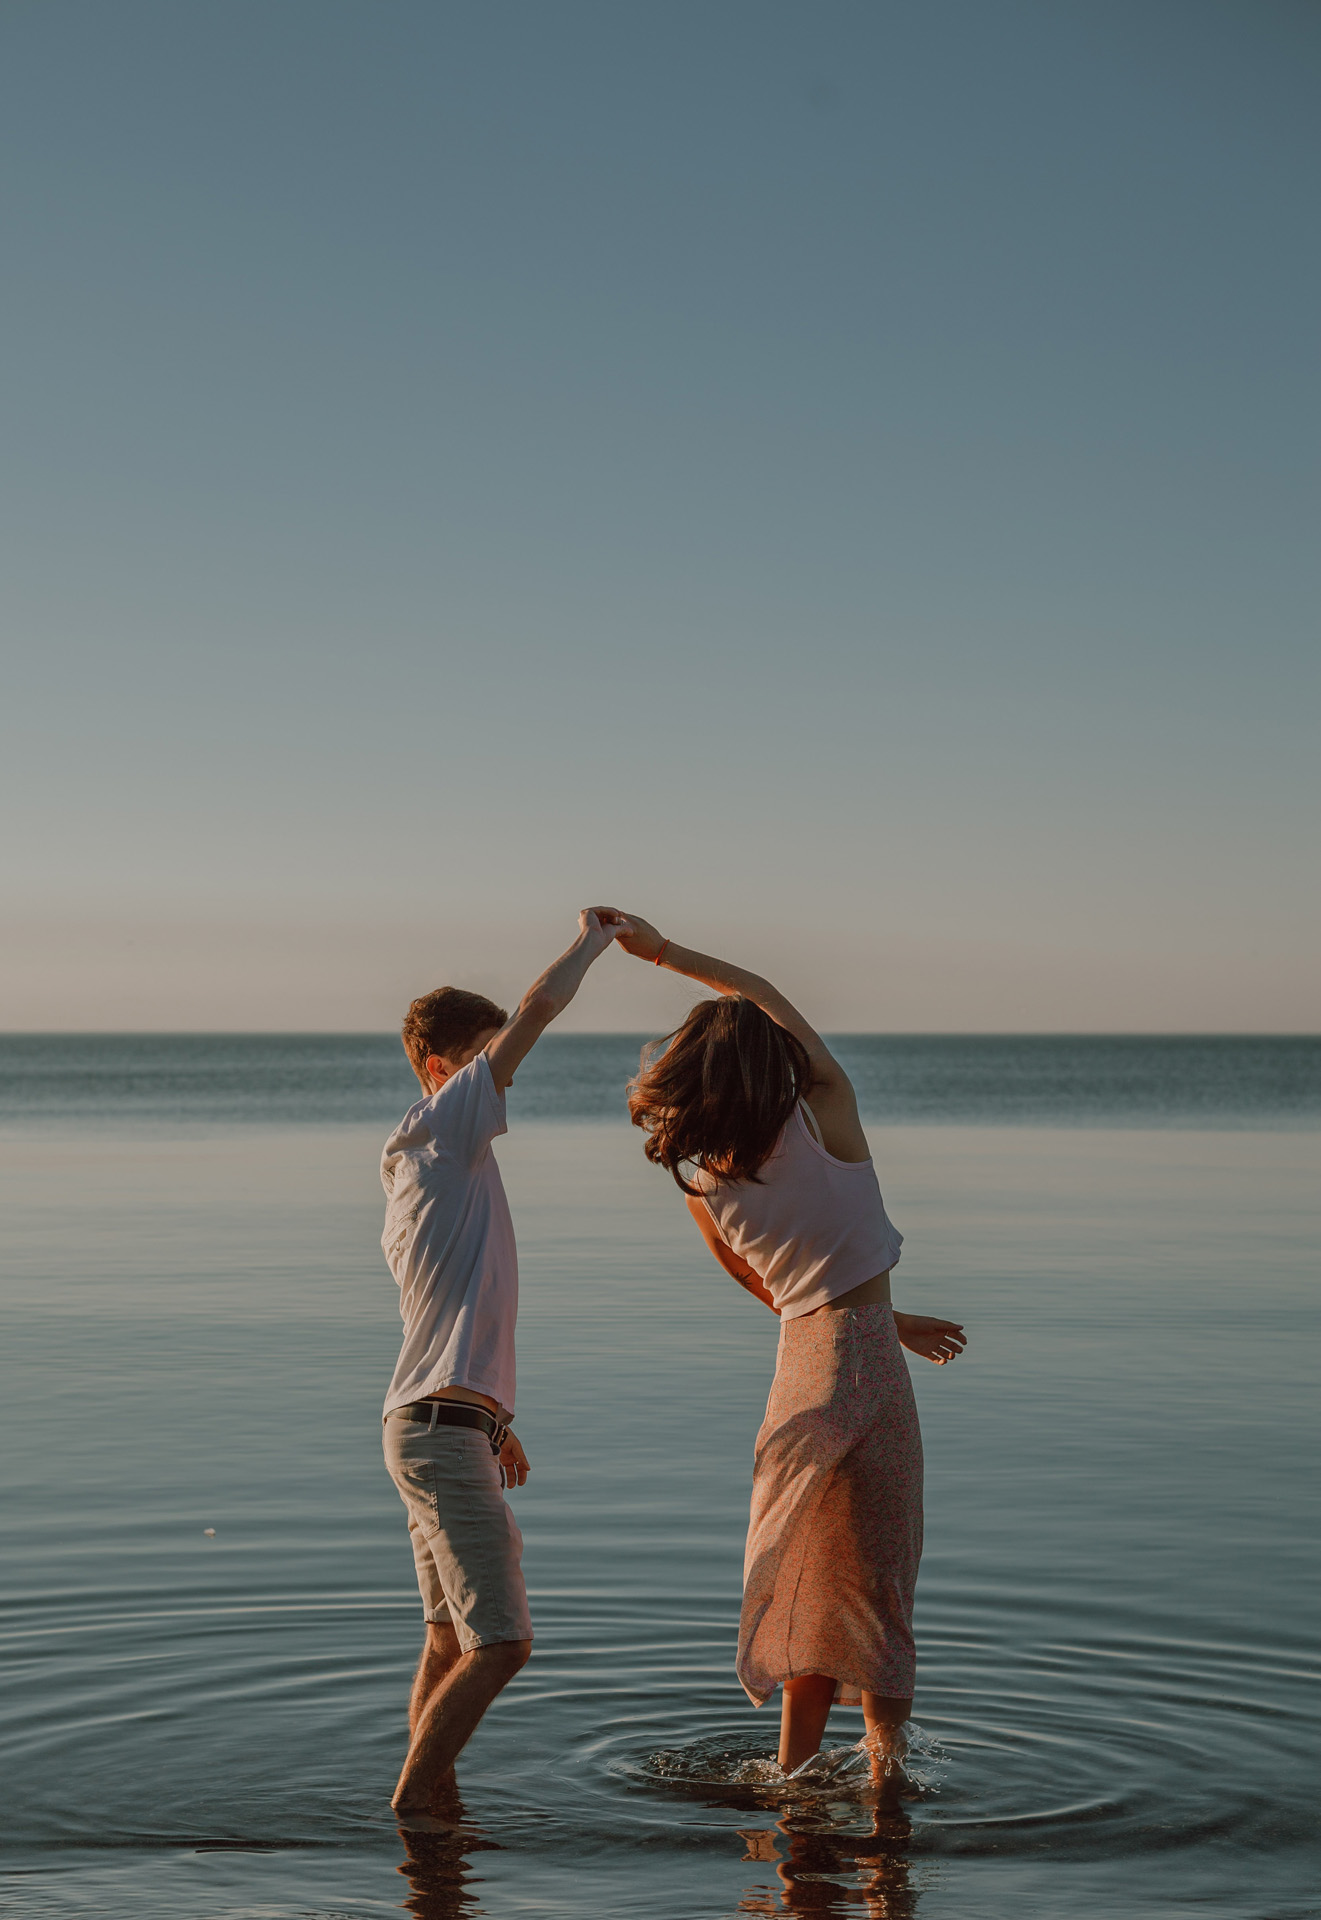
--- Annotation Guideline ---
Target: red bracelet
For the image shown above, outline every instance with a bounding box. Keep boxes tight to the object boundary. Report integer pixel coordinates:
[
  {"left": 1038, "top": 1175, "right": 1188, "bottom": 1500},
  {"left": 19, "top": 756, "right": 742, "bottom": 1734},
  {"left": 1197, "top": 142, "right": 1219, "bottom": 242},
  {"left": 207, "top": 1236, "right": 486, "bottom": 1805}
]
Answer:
[{"left": 654, "top": 937, "right": 672, "bottom": 966}]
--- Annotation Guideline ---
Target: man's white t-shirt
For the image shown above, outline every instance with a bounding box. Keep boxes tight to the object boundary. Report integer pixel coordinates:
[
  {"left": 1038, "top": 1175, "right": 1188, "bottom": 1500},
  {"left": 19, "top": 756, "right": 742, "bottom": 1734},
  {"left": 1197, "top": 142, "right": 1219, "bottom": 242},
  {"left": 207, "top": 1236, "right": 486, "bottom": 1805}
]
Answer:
[{"left": 380, "top": 1054, "right": 518, "bottom": 1421}]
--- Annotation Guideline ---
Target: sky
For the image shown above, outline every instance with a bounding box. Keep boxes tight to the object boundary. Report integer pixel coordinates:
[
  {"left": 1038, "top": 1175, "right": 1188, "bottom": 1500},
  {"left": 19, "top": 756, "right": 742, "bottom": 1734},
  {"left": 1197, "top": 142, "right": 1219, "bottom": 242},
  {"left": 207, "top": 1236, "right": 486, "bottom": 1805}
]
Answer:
[{"left": 1, "top": 0, "right": 1317, "bottom": 1032}]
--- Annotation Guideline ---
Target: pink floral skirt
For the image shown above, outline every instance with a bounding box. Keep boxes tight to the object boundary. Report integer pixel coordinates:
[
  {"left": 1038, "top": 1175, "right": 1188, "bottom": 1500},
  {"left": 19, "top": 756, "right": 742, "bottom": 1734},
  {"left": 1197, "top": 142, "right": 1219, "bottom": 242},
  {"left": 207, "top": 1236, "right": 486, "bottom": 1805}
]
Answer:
[{"left": 737, "top": 1303, "right": 923, "bottom": 1707}]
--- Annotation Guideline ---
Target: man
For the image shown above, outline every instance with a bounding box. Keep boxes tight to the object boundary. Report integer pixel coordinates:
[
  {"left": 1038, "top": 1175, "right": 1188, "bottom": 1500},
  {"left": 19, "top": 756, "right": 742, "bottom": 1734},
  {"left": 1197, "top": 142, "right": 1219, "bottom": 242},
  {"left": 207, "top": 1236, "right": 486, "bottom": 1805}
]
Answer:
[{"left": 380, "top": 907, "right": 628, "bottom": 1819}]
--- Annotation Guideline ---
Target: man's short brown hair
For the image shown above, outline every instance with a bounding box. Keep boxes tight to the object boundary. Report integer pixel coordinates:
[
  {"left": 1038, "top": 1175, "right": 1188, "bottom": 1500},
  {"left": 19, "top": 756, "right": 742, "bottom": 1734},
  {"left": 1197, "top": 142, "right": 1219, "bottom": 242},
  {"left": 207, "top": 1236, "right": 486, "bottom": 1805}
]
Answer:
[{"left": 401, "top": 987, "right": 508, "bottom": 1077}]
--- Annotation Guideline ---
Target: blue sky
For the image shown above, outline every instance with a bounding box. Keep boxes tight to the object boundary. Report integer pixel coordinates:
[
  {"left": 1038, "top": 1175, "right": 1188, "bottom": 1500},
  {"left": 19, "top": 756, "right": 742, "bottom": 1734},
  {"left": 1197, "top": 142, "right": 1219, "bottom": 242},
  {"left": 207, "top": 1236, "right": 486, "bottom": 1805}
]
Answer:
[{"left": 2, "top": 0, "right": 1317, "bottom": 1030}]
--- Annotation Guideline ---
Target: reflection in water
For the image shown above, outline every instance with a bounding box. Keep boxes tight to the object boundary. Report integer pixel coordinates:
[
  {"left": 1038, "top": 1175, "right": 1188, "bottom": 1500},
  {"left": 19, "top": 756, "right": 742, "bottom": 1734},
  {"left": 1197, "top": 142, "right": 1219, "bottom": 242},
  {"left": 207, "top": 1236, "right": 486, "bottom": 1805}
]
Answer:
[
  {"left": 737, "top": 1809, "right": 916, "bottom": 1916},
  {"left": 393, "top": 1772, "right": 920, "bottom": 1920},
  {"left": 396, "top": 1786, "right": 500, "bottom": 1920}
]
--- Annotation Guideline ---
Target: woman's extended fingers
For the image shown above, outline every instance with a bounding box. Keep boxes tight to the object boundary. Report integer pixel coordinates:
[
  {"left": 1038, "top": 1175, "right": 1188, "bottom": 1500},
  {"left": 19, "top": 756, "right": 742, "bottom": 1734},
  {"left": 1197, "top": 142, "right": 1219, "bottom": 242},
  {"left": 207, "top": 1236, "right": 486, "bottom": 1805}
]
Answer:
[{"left": 915, "top": 1319, "right": 967, "bottom": 1364}]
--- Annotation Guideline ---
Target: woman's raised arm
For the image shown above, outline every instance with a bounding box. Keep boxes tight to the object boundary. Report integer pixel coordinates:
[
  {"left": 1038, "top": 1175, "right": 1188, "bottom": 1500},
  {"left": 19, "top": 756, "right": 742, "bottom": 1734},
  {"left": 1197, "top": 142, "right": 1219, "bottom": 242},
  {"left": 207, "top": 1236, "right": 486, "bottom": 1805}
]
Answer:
[
  {"left": 592, "top": 908, "right": 869, "bottom": 1159},
  {"left": 589, "top": 909, "right": 835, "bottom": 1076}
]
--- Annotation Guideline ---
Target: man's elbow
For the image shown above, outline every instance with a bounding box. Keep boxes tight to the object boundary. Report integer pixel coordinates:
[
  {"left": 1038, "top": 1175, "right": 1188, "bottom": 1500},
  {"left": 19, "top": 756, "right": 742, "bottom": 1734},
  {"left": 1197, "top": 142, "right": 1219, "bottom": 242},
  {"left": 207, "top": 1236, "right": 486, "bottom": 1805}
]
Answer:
[{"left": 519, "top": 989, "right": 560, "bottom": 1026}]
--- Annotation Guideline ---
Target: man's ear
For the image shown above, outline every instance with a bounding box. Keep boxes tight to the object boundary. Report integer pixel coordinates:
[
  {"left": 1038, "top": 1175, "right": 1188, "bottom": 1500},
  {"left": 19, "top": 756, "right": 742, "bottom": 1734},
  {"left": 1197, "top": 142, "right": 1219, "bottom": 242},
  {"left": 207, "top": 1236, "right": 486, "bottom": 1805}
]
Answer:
[{"left": 424, "top": 1054, "right": 449, "bottom": 1088}]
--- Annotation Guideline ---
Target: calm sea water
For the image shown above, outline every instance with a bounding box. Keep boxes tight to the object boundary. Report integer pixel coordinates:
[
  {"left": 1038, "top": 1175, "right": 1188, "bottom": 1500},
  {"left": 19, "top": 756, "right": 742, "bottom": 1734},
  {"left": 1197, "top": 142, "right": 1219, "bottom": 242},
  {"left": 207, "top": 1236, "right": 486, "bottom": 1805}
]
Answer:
[{"left": 1, "top": 1036, "right": 1317, "bottom": 1919}]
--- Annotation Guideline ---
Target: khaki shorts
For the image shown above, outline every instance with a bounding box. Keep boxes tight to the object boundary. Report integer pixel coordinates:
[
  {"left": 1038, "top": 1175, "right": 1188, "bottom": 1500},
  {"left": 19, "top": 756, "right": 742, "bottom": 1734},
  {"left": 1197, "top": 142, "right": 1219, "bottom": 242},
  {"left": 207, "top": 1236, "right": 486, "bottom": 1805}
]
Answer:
[{"left": 382, "top": 1414, "right": 532, "bottom": 1650}]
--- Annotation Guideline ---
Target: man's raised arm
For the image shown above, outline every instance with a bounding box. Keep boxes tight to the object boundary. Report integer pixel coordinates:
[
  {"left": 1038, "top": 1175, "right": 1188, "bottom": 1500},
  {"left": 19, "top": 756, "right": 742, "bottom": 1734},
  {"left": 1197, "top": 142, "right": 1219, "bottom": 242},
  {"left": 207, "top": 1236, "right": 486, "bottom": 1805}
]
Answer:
[{"left": 484, "top": 910, "right": 631, "bottom": 1088}]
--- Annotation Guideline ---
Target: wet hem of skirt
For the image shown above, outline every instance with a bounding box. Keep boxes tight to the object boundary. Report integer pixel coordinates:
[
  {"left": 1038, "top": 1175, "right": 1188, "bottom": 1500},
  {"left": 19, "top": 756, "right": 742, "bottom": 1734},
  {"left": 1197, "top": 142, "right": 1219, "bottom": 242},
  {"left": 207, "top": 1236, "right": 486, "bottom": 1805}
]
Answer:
[{"left": 737, "top": 1669, "right": 916, "bottom": 1709}]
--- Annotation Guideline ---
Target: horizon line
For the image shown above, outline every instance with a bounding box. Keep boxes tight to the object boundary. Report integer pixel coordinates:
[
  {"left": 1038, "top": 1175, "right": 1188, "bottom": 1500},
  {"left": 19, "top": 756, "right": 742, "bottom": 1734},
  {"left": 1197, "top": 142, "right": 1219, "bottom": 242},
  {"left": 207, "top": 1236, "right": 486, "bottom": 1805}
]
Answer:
[{"left": 1, "top": 1030, "right": 1317, "bottom": 1043}]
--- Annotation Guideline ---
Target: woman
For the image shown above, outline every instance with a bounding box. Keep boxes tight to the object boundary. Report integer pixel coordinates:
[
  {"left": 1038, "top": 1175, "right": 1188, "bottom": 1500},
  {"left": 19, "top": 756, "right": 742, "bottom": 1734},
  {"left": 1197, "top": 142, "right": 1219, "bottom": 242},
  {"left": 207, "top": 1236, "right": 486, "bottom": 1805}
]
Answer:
[{"left": 599, "top": 911, "right": 967, "bottom": 1780}]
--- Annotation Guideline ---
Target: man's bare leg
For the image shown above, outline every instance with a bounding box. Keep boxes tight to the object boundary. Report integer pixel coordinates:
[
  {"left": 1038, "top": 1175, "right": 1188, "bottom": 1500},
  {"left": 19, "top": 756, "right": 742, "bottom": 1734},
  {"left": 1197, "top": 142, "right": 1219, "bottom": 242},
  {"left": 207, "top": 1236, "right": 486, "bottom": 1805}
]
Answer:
[
  {"left": 392, "top": 1637, "right": 532, "bottom": 1814},
  {"left": 409, "top": 1621, "right": 463, "bottom": 1738}
]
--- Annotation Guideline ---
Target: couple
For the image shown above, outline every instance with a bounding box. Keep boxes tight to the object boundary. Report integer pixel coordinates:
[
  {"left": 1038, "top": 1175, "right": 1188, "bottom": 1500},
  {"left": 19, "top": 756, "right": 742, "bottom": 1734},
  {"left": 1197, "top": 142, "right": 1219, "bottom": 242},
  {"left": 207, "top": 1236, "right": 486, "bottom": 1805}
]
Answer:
[{"left": 380, "top": 910, "right": 967, "bottom": 1822}]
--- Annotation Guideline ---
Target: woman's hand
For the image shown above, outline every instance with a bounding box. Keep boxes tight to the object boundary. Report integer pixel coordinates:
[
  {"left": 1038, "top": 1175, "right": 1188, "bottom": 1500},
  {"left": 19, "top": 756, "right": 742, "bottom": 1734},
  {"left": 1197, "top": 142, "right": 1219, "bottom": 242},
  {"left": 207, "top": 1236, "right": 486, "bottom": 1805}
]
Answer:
[
  {"left": 892, "top": 1312, "right": 967, "bottom": 1365},
  {"left": 585, "top": 907, "right": 666, "bottom": 962}
]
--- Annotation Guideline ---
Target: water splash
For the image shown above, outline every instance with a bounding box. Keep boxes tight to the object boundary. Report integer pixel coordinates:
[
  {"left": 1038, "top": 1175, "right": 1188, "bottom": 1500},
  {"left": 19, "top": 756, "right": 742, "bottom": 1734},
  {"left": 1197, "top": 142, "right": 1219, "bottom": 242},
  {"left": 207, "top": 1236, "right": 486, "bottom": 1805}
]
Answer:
[{"left": 640, "top": 1723, "right": 947, "bottom": 1800}]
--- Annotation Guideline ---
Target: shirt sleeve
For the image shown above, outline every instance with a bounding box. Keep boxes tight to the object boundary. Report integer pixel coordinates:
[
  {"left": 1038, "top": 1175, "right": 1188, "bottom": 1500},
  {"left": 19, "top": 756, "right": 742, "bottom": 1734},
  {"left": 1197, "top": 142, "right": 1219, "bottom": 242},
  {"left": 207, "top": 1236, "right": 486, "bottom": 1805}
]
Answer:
[{"left": 422, "top": 1054, "right": 507, "bottom": 1165}]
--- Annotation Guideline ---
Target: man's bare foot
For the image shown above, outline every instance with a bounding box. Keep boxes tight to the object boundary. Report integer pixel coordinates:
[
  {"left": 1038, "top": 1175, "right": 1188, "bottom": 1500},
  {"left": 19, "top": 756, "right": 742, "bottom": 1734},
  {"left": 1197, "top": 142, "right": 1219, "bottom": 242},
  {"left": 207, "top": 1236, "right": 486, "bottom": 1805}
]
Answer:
[
  {"left": 393, "top": 1764, "right": 462, "bottom": 1829},
  {"left": 394, "top": 1806, "right": 466, "bottom": 1833},
  {"left": 391, "top": 1764, "right": 456, "bottom": 1804}
]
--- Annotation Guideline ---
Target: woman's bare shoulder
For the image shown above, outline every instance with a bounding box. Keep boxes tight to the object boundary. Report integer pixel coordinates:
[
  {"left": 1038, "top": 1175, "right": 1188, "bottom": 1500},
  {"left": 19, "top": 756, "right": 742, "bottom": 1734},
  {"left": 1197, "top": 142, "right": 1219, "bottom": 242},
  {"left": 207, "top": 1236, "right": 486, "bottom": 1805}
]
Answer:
[{"left": 802, "top": 1070, "right": 870, "bottom": 1163}]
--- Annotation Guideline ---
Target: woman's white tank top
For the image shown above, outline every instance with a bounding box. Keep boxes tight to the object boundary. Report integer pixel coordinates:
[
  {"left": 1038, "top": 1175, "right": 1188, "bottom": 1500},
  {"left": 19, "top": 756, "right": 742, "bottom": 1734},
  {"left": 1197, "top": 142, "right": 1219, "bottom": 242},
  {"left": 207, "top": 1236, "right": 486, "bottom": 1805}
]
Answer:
[{"left": 694, "top": 1102, "right": 903, "bottom": 1318}]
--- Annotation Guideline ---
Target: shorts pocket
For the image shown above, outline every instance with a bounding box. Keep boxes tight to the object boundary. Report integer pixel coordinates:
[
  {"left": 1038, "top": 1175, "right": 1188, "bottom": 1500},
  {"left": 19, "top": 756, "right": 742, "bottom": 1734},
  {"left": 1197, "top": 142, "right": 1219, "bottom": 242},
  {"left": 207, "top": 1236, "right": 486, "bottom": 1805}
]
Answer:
[{"left": 383, "top": 1421, "right": 443, "bottom": 1534}]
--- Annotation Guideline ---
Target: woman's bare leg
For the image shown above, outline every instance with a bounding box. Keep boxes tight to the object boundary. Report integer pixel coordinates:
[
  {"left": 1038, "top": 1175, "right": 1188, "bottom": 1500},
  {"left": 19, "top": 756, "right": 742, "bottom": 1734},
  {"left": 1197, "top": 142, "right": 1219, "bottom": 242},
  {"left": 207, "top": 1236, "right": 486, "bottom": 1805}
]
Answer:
[
  {"left": 861, "top": 1692, "right": 911, "bottom": 1753},
  {"left": 778, "top": 1674, "right": 837, "bottom": 1771},
  {"left": 780, "top": 1682, "right": 914, "bottom": 1776},
  {"left": 861, "top": 1692, "right": 912, "bottom": 1803}
]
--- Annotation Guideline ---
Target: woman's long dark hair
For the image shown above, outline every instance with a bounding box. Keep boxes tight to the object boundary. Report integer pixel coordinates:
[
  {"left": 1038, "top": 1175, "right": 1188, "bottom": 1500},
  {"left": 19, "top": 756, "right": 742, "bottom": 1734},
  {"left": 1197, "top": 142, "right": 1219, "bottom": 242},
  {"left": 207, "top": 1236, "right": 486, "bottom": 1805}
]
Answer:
[{"left": 627, "top": 996, "right": 812, "bottom": 1194}]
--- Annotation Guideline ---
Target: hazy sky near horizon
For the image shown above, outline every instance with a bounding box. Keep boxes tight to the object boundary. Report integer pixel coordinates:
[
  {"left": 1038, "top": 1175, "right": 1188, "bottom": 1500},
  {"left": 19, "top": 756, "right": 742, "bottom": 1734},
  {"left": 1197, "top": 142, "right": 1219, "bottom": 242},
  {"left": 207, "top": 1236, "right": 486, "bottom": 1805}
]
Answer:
[{"left": 2, "top": 0, "right": 1317, "bottom": 1032}]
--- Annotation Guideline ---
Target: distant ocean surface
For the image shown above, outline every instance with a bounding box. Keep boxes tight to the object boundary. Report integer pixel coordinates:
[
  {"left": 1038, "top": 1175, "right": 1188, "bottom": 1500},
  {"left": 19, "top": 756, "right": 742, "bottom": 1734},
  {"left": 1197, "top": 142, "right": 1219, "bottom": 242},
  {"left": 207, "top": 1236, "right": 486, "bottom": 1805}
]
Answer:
[
  {"left": 1, "top": 1034, "right": 1317, "bottom": 1920},
  {"left": 2, "top": 1031, "right": 1318, "bottom": 1127}
]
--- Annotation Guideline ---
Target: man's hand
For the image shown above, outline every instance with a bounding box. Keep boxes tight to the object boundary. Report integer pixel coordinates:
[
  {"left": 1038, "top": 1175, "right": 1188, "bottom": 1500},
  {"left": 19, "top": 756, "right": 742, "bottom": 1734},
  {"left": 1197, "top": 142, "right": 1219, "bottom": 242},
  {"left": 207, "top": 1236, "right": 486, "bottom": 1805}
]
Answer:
[
  {"left": 892, "top": 1313, "right": 967, "bottom": 1365},
  {"left": 585, "top": 907, "right": 665, "bottom": 962},
  {"left": 499, "top": 1431, "right": 531, "bottom": 1488},
  {"left": 578, "top": 907, "right": 632, "bottom": 957}
]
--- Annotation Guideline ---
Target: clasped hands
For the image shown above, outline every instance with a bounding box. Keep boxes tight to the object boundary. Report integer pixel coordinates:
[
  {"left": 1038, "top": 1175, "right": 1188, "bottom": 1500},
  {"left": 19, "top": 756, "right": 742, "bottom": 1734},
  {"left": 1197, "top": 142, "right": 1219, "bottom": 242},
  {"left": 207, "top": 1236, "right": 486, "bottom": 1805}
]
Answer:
[{"left": 581, "top": 906, "right": 665, "bottom": 960}]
